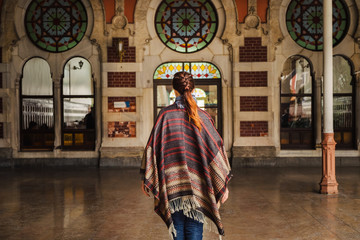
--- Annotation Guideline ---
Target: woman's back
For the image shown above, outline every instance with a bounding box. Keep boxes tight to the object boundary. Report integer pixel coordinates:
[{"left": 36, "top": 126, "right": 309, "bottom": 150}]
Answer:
[{"left": 141, "top": 72, "right": 231, "bottom": 240}]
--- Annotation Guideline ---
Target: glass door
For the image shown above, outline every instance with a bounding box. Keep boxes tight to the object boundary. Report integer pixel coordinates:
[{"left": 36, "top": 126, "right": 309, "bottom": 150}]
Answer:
[
  {"left": 332, "top": 56, "right": 355, "bottom": 149},
  {"left": 20, "top": 58, "right": 54, "bottom": 151},
  {"left": 154, "top": 62, "right": 222, "bottom": 136},
  {"left": 61, "top": 57, "right": 95, "bottom": 150},
  {"left": 280, "top": 56, "right": 314, "bottom": 149}
]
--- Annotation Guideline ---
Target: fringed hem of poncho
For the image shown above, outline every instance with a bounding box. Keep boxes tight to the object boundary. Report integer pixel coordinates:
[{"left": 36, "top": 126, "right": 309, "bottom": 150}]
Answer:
[{"left": 167, "top": 196, "right": 223, "bottom": 240}]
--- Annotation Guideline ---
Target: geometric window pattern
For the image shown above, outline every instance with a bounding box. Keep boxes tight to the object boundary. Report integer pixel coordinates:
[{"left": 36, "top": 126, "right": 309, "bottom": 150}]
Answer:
[
  {"left": 155, "top": 0, "right": 218, "bottom": 53},
  {"left": 154, "top": 62, "right": 221, "bottom": 79},
  {"left": 25, "top": 0, "right": 87, "bottom": 52},
  {"left": 286, "top": 0, "right": 349, "bottom": 51}
]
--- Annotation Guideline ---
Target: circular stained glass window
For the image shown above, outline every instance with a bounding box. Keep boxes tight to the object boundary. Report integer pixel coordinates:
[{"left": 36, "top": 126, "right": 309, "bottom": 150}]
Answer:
[
  {"left": 25, "top": 0, "right": 88, "bottom": 53},
  {"left": 155, "top": 0, "right": 218, "bottom": 53},
  {"left": 286, "top": 0, "right": 349, "bottom": 51}
]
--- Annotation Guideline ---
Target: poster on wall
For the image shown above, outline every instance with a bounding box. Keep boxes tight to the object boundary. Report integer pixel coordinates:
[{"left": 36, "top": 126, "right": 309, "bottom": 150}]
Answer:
[
  {"left": 108, "top": 97, "right": 136, "bottom": 112},
  {"left": 108, "top": 121, "right": 136, "bottom": 138}
]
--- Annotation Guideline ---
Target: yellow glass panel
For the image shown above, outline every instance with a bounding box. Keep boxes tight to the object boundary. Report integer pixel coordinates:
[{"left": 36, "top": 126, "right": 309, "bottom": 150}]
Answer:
[
  {"left": 176, "top": 65, "right": 182, "bottom": 71},
  {"left": 75, "top": 133, "right": 84, "bottom": 145},
  {"left": 184, "top": 64, "right": 190, "bottom": 71},
  {"left": 192, "top": 65, "right": 197, "bottom": 71},
  {"left": 343, "top": 132, "right": 352, "bottom": 144},
  {"left": 334, "top": 132, "right": 342, "bottom": 143},
  {"left": 64, "top": 133, "right": 72, "bottom": 146},
  {"left": 200, "top": 64, "right": 205, "bottom": 71},
  {"left": 169, "top": 65, "right": 174, "bottom": 71},
  {"left": 280, "top": 132, "right": 289, "bottom": 144}
]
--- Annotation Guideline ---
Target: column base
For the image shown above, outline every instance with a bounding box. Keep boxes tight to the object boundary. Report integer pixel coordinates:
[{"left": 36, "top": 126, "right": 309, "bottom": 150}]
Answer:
[
  {"left": 319, "top": 133, "right": 338, "bottom": 194},
  {"left": 320, "top": 180, "right": 338, "bottom": 194}
]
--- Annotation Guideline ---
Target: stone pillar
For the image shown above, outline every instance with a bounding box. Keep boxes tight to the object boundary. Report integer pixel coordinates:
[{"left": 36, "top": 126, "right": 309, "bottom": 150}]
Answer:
[
  {"left": 320, "top": 0, "right": 338, "bottom": 194},
  {"left": 315, "top": 77, "right": 322, "bottom": 147},
  {"left": 356, "top": 74, "right": 360, "bottom": 150},
  {"left": 13, "top": 76, "right": 21, "bottom": 152},
  {"left": 53, "top": 78, "right": 62, "bottom": 152}
]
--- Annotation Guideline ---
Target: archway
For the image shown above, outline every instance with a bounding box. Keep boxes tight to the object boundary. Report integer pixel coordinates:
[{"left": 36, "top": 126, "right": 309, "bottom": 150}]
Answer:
[
  {"left": 61, "top": 57, "right": 95, "bottom": 150},
  {"left": 280, "top": 55, "right": 315, "bottom": 149},
  {"left": 153, "top": 62, "right": 223, "bottom": 135},
  {"left": 20, "top": 58, "right": 54, "bottom": 150}
]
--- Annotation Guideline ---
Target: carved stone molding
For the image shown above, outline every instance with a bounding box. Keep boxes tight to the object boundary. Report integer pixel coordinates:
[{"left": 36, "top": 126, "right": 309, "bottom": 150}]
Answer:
[
  {"left": 355, "top": 71, "right": 360, "bottom": 84},
  {"left": 232, "top": 0, "right": 241, "bottom": 35},
  {"left": 128, "top": 28, "right": 135, "bottom": 36},
  {"left": 315, "top": 77, "right": 322, "bottom": 87},
  {"left": 53, "top": 77, "right": 61, "bottom": 88},
  {"left": 235, "top": 22, "right": 242, "bottom": 36},
  {"left": 144, "top": 37, "right": 152, "bottom": 45},
  {"left": 356, "top": 37, "right": 360, "bottom": 49},
  {"left": 244, "top": 6, "right": 260, "bottom": 30},
  {"left": 112, "top": 7, "right": 128, "bottom": 30},
  {"left": 221, "top": 38, "right": 233, "bottom": 63},
  {"left": 274, "top": 37, "right": 283, "bottom": 46},
  {"left": 261, "top": 26, "right": 268, "bottom": 35},
  {"left": 15, "top": 75, "right": 21, "bottom": 89}
]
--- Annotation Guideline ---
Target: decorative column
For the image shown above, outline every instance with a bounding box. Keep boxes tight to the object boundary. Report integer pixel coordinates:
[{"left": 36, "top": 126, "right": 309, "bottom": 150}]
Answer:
[
  {"left": 315, "top": 77, "right": 322, "bottom": 147},
  {"left": 320, "top": 0, "right": 338, "bottom": 194}
]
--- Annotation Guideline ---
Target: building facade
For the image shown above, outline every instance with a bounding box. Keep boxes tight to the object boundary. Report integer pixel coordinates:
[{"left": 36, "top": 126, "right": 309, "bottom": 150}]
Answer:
[{"left": 0, "top": 0, "right": 359, "bottom": 167}]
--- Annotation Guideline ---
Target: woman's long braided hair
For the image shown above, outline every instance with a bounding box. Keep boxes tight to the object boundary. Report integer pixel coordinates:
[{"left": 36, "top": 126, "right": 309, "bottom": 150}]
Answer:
[{"left": 173, "top": 71, "right": 202, "bottom": 131}]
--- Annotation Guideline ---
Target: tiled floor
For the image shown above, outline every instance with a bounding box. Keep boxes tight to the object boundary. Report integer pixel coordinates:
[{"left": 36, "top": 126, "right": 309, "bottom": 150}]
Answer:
[{"left": 0, "top": 167, "right": 359, "bottom": 240}]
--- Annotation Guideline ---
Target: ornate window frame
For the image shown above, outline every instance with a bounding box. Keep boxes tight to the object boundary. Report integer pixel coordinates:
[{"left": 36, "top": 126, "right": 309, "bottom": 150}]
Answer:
[
  {"left": 154, "top": 0, "right": 219, "bottom": 53},
  {"left": 279, "top": 0, "right": 357, "bottom": 52},
  {"left": 280, "top": 55, "right": 315, "bottom": 149},
  {"left": 147, "top": 0, "right": 225, "bottom": 55},
  {"left": 24, "top": 0, "right": 88, "bottom": 53},
  {"left": 153, "top": 61, "right": 223, "bottom": 136}
]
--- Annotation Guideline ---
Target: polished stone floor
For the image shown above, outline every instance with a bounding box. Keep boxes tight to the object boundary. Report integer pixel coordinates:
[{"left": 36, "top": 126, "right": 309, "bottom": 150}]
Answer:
[{"left": 0, "top": 167, "right": 359, "bottom": 240}]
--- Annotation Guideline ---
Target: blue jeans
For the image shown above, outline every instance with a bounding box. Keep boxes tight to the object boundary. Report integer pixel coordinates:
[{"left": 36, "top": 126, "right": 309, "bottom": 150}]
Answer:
[{"left": 171, "top": 210, "right": 203, "bottom": 240}]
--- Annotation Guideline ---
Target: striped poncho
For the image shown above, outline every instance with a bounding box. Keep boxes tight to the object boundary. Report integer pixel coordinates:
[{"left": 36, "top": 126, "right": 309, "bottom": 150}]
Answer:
[{"left": 141, "top": 101, "right": 232, "bottom": 238}]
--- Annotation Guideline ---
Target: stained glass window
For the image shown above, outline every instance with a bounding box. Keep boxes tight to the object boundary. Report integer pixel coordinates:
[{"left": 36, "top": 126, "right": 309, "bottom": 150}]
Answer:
[
  {"left": 154, "top": 62, "right": 184, "bottom": 79},
  {"left": 153, "top": 62, "right": 220, "bottom": 79},
  {"left": 25, "top": 0, "right": 88, "bottom": 53},
  {"left": 286, "top": 0, "right": 349, "bottom": 51},
  {"left": 155, "top": 0, "right": 218, "bottom": 53}
]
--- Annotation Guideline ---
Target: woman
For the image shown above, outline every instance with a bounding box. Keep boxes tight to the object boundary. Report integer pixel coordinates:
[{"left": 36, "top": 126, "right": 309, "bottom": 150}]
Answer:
[{"left": 141, "top": 72, "right": 231, "bottom": 240}]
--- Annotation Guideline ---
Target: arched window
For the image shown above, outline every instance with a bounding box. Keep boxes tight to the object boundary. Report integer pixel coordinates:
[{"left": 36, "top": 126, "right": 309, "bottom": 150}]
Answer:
[
  {"left": 154, "top": 62, "right": 222, "bottom": 135},
  {"left": 21, "top": 58, "right": 54, "bottom": 150},
  {"left": 62, "top": 57, "right": 95, "bottom": 150},
  {"left": 333, "top": 55, "right": 355, "bottom": 149},
  {"left": 280, "top": 56, "right": 314, "bottom": 149}
]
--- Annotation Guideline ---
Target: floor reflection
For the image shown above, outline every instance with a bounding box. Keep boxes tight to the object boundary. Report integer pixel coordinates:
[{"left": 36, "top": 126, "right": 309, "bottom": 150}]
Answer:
[{"left": 0, "top": 167, "right": 359, "bottom": 240}]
